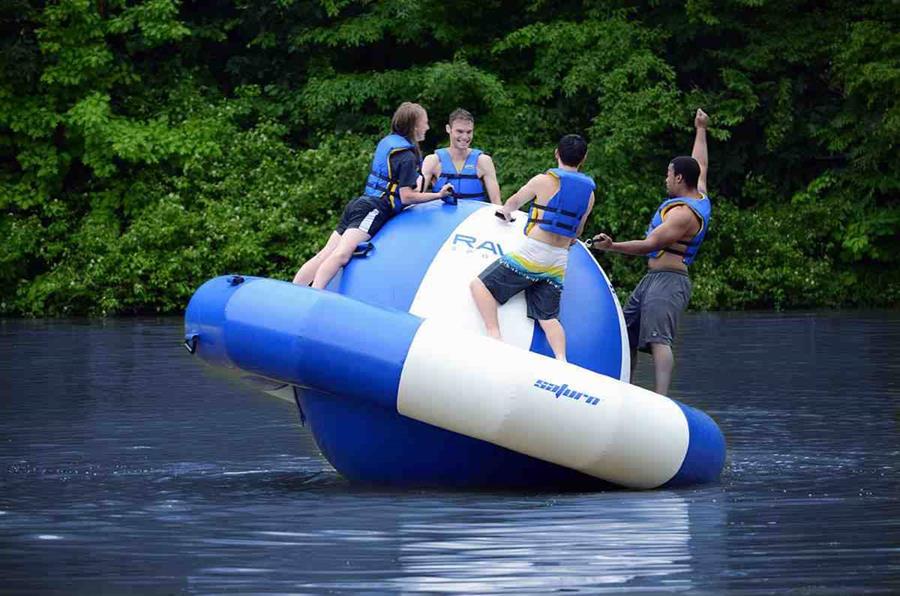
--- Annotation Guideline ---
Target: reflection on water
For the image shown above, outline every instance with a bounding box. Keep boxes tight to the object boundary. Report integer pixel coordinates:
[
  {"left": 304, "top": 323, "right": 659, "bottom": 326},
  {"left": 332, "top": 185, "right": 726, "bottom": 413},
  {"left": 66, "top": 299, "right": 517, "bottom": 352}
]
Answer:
[
  {"left": 388, "top": 494, "right": 699, "bottom": 593},
  {"left": 1, "top": 313, "right": 897, "bottom": 593}
]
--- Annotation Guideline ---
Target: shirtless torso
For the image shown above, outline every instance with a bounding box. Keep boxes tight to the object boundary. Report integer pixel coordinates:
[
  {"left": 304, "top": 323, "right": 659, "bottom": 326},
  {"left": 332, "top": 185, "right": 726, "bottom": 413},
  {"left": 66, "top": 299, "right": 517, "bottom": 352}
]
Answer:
[{"left": 647, "top": 202, "right": 703, "bottom": 272}]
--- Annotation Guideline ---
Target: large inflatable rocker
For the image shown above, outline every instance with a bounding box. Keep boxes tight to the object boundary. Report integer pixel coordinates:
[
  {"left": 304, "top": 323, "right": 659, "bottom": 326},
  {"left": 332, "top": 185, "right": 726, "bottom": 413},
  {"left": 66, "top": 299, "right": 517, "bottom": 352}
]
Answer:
[{"left": 184, "top": 201, "right": 726, "bottom": 490}]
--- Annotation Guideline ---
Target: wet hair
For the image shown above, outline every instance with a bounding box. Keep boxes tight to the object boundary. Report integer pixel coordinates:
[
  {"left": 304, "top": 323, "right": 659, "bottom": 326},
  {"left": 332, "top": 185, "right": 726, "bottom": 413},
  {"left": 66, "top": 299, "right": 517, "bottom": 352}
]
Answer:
[
  {"left": 448, "top": 108, "right": 474, "bottom": 126},
  {"left": 669, "top": 156, "right": 700, "bottom": 189},
  {"left": 557, "top": 134, "right": 588, "bottom": 167},
  {"left": 391, "top": 102, "right": 426, "bottom": 157}
]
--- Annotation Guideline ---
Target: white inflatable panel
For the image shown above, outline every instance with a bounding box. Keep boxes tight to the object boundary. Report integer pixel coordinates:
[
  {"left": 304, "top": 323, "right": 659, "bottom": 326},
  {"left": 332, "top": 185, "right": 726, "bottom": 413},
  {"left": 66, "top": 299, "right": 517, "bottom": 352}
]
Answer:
[
  {"left": 397, "top": 318, "right": 690, "bottom": 489},
  {"left": 409, "top": 207, "right": 534, "bottom": 350}
]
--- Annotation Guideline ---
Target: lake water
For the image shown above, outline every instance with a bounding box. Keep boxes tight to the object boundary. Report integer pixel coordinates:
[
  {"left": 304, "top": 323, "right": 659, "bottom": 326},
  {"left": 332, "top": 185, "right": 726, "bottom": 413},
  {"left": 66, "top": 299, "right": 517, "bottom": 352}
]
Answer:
[{"left": 1, "top": 312, "right": 898, "bottom": 593}]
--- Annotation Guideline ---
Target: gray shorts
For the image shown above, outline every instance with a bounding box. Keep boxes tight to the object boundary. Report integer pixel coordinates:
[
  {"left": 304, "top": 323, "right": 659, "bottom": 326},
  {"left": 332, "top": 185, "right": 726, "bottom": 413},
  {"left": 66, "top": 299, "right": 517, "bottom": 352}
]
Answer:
[
  {"left": 478, "top": 260, "right": 562, "bottom": 321},
  {"left": 623, "top": 269, "right": 692, "bottom": 353}
]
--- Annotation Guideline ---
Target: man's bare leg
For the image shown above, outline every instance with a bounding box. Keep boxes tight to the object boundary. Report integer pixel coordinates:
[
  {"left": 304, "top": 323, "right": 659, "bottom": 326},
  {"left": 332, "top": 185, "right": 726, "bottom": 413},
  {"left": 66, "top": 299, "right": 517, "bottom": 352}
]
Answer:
[
  {"left": 650, "top": 342, "right": 674, "bottom": 395},
  {"left": 312, "top": 228, "right": 371, "bottom": 290},
  {"left": 293, "top": 232, "right": 341, "bottom": 286},
  {"left": 630, "top": 348, "right": 638, "bottom": 383},
  {"left": 470, "top": 278, "right": 502, "bottom": 339},
  {"left": 538, "top": 318, "right": 567, "bottom": 362}
]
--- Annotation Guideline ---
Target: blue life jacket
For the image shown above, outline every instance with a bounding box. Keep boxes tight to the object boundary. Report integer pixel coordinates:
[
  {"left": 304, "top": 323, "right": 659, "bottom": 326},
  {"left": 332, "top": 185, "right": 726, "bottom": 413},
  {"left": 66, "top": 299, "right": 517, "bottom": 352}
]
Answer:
[
  {"left": 645, "top": 195, "right": 711, "bottom": 265},
  {"left": 433, "top": 148, "right": 487, "bottom": 201},
  {"left": 526, "top": 169, "right": 595, "bottom": 238},
  {"left": 363, "top": 134, "right": 417, "bottom": 213}
]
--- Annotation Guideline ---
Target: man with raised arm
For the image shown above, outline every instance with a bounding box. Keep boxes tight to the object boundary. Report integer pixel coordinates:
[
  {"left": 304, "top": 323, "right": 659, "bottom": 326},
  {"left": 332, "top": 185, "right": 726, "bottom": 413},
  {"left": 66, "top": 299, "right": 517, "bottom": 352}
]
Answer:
[
  {"left": 421, "top": 108, "right": 502, "bottom": 205},
  {"left": 470, "top": 134, "right": 595, "bottom": 362},
  {"left": 591, "top": 108, "right": 711, "bottom": 396}
]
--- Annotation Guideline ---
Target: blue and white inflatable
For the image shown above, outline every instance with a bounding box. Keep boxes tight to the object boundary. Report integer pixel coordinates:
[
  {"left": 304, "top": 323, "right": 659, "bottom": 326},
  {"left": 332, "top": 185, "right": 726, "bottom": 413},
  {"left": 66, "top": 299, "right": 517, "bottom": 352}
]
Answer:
[{"left": 184, "top": 201, "right": 726, "bottom": 489}]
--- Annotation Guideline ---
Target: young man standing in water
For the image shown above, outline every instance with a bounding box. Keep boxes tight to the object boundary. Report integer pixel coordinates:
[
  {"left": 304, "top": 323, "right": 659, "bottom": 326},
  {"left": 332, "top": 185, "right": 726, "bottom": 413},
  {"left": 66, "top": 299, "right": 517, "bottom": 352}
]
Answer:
[
  {"left": 591, "top": 108, "right": 711, "bottom": 396},
  {"left": 420, "top": 108, "right": 502, "bottom": 205},
  {"left": 470, "top": 134, "right": 595, "bottom": 362}
]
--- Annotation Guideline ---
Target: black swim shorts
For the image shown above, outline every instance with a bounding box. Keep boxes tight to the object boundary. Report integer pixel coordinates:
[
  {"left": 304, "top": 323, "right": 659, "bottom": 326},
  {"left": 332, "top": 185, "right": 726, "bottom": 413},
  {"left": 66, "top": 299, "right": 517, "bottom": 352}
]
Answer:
[
  {"left": 335, "top": 196, "right": 392, "bottom": 236},
  {"left": 478, "top": 260, "right": 562, "bottom": 321}
]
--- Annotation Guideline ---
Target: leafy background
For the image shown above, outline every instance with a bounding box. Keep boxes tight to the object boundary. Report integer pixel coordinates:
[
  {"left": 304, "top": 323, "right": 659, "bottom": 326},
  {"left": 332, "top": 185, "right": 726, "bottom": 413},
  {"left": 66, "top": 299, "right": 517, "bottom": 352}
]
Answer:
[{"left": 1, "top": 0, "right": 897, "bottom": 315}]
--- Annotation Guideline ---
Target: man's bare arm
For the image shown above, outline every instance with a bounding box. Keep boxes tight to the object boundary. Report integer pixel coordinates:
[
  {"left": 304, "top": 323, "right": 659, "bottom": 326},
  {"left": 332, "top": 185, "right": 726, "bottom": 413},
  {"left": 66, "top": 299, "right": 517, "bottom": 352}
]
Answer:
[
  {"left": 693, "top": 109, "right": 709, "bottom": 195},
  {"left": 478, "top": 154, "right": 502, "bottom": 205},
  {"left": 420, "top": 154, "right": 440, "bottom": 192},
  {"left": 573, "top": 192, "right": 595, "bottom": 243},
  {"left": 399, "top": 183, "right": 453, "bottom": 205},
  {"left": 592, "top": 207, "right": 695, "bottom": 255},
  {"left": 499, "top": 175, "right": 542, "bottom": 220}
]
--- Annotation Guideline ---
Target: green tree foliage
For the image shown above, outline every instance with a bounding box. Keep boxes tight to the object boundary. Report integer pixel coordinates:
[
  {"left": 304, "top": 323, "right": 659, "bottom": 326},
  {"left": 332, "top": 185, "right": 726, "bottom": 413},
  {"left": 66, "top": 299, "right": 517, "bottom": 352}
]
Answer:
[{"left": 0, "top": 0, "right": 897, "bottom": 315}]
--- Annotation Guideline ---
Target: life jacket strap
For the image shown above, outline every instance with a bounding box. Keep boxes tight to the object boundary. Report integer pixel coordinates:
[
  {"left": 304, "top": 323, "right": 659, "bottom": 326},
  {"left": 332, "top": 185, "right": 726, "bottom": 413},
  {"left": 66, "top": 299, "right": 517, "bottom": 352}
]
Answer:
[
  {"left": 368, "top": 170, "right": 392, "bottom": 183},
  {"left": 366, "top": 175, "right": 403, "bottom": 198},
  {"left": 528, "top": 217, "right": 576, "bottom": 232},
  {"left": 365, "top": 182, "right": 391, "bottom": 195},
  {"left": 441, "top": 173, "right": 481, "bottom": 181},
  {"left": 535, "top": 204, "right": 580, "bottom": 218}
]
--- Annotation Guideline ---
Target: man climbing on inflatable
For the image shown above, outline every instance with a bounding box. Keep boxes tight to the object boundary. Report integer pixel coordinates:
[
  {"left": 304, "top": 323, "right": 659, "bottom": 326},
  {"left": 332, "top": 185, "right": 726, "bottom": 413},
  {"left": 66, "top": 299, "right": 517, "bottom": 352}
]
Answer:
[
  {"left": 470, "top": 134, "right": 595, "bottom": 362},
  {"left": 420, "top": 108, "right": 502, "bottom": 205}
]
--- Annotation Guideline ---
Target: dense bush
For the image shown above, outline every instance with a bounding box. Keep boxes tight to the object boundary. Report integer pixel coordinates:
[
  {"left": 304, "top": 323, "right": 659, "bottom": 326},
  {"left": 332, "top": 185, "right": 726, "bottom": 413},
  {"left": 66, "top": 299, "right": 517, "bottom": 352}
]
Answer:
[{"left": 1, "top": 0, "right": 897, "bottom": 315}]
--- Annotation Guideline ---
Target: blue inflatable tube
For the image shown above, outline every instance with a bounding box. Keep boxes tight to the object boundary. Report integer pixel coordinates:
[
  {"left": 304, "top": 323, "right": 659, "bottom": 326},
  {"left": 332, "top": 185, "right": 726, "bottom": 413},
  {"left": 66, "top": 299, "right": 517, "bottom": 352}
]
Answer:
[{"left": 185, "top": 273, "right": 726, "bottom": 489}]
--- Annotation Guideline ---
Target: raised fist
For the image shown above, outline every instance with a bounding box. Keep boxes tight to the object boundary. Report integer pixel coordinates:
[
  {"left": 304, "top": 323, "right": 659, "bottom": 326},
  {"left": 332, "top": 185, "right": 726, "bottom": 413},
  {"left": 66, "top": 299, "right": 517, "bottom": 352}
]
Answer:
[{"left": 695, "top": 108, "right": 709, "bottom": 129}]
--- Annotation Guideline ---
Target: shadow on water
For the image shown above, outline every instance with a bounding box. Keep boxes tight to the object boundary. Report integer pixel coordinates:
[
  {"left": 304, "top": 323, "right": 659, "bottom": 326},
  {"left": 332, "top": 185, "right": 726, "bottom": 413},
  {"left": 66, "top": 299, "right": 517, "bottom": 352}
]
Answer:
[{"left": 1, "top": 314, "right": 898, "bottom": 593}]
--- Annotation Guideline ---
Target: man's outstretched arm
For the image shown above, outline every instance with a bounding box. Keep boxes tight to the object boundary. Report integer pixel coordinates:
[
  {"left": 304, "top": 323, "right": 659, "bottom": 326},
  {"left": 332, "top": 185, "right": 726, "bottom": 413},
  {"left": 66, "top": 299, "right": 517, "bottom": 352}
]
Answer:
[
  {"left": 693, "top": 108, "right": 709, "bottom": 195},
  {"left": 591, "top": 207, "right": 695, "bottom": 256},
  {"left": 497, "top": 175, "right": 541, "bottom": 221}
]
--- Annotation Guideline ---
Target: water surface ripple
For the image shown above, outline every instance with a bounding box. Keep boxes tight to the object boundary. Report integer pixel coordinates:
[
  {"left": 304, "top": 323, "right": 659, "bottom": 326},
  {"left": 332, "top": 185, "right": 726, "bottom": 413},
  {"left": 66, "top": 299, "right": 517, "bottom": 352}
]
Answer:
[{"left": 1, "top": 313, "right": 898, "bottom": 593}]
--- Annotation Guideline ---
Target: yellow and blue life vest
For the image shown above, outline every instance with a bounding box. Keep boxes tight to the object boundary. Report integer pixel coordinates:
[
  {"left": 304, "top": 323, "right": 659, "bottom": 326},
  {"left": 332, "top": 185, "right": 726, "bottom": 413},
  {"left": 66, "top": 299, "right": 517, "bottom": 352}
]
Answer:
[
  {"left": 363, "top": 134, "right": 417, "bottom": 213},
  {"left": 645, "top": 195, "right": 711, "bottom": 265},
  {"left": 433, "top": 148, "right": 487, "bottom": 201},
  {"left": 525, "top": 169, "right": 595, "bottom": 238}
]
